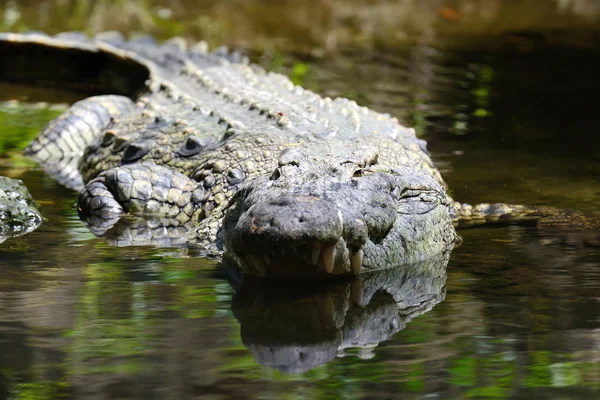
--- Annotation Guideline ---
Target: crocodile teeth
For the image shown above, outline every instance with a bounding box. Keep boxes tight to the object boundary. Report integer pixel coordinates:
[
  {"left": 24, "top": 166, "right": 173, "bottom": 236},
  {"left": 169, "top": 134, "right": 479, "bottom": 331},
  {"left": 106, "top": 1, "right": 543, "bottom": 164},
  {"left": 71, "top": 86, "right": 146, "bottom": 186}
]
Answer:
[
  {"left": 321, "top": 244, "right": 335, "bottom": 273},
  {"left": 311, "top": 244, "right": 321, "bottom": 266},
  {"left": 350, "top": 249, "right": 363, "bottom": 275},
  {"left": 250, "top": 255, "right": 266, "bottom": 277}
]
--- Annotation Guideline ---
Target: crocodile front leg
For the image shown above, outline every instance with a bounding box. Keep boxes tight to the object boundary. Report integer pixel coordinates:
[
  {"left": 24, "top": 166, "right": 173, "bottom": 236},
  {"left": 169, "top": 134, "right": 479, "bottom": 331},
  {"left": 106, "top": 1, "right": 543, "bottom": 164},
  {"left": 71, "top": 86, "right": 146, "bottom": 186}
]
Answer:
[{"left": 78, "top": 163, "right": 205, "bottom": 225}]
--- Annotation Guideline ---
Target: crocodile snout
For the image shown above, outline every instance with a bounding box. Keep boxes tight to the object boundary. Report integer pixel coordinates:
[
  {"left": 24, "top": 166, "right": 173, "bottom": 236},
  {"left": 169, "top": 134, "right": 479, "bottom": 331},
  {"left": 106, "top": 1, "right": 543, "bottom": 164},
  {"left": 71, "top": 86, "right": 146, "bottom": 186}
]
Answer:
[
  {"left": 225, "top": 194, "right": 368, "bottom": 279},
  {"left": 246, "top": 195, "right": 343, "bottom": 242}
]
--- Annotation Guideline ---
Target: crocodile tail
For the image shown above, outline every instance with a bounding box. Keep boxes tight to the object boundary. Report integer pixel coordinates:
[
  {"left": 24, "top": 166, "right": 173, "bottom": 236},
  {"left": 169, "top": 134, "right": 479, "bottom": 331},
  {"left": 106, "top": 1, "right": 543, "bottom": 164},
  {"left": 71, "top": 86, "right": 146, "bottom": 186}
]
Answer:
[
  {"left": 450, "top": 201, "right": 600, "bottom": 246},
  {"left": 449, "top": 201, "right": 556, "bottom": 228}
]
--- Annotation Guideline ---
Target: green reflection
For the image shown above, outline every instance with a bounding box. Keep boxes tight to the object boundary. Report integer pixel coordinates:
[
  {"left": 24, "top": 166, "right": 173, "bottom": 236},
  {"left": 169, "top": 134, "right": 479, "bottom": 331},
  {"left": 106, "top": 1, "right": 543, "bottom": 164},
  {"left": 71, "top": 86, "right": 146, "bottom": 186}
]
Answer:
[
  {"left": 471, "top": 64, "right": 494, "bottom": 119},
  {"left": 67, "top": 263, "right": 152, "bottom": 376},
  {"left": 290, "top": 62, "right": 310, "bottom": 86},
  {"left": 402, "top": 363, "right": 425, "bottom": 392},
  {"left": 0, "top": 103, "right": 61, "bottom": 157},
  {"left": 6, "top": 380, "right": 70, "bottom": 400},
  {"left": 450, "top": 356, "right": 477, "bottom": 387}
]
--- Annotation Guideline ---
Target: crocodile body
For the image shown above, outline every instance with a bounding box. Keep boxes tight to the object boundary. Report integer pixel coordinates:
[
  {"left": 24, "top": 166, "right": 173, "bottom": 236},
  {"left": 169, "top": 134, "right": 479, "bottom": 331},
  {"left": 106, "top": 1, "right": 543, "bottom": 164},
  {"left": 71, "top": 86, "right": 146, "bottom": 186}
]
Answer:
[{"left": 0, "top": 32, "right": 562, "bottom": 278}]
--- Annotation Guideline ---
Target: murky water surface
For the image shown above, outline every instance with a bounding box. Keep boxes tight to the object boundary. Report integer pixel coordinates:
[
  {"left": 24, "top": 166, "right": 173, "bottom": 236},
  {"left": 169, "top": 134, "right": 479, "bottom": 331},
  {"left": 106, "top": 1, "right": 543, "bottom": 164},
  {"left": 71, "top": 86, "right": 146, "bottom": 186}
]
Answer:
[{"left": 0, "top": 1, "right": 599, "bottom": 398}]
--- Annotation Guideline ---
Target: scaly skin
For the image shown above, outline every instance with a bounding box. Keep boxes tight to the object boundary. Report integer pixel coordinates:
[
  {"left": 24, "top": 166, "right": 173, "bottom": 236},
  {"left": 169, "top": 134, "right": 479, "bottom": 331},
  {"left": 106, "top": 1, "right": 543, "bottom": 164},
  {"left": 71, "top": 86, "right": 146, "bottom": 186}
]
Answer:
[
  {"left": 2, "top": 32, "right": 589, "bottom": 278},
  {"left": 0, "top": 176, "right": 42, "bottom": 243}
]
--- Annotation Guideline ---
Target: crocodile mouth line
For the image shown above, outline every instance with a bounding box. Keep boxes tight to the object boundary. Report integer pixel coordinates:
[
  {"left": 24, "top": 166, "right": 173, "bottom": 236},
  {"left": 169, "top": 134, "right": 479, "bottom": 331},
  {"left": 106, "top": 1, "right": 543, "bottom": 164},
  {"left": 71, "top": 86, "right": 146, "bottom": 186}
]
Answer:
[
  {"left": 237, "top": 237, "right": 366, "bottom": 278},
  {"left": 230, "top": 195, "right": 452, "bottom": 279}
]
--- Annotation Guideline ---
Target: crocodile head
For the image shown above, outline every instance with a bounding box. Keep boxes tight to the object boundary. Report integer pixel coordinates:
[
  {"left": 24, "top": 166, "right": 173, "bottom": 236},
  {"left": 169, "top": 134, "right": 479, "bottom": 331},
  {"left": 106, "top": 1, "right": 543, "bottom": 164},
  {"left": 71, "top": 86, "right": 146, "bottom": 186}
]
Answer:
[{"left": 222, "top": 147, "right": 458, "bottom": 279}]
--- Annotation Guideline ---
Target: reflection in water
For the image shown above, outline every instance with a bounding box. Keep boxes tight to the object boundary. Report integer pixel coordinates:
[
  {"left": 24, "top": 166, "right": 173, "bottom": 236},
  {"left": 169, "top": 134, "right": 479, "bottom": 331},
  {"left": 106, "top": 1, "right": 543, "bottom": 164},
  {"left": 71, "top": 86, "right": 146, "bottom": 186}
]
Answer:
[
  {"left": 82, "top": 214, "right": 199, "bottom": 248},
  {"left": 226, "top": 254, "right": 448, "bottom": 373},
  {"left": 1, "top": 232, "right": 598, "bottom": 398}
]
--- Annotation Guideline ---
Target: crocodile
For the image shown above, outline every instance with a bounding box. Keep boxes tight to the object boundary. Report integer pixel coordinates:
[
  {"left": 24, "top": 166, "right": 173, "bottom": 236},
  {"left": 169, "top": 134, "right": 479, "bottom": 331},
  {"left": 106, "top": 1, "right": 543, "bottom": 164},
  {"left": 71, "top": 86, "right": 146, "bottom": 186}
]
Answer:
[
  {"left": 0, "top": 176, "right": 43, "bottom": 243},
  {"left": 0, "top": 32, "right": 582, "bottom": 278}
]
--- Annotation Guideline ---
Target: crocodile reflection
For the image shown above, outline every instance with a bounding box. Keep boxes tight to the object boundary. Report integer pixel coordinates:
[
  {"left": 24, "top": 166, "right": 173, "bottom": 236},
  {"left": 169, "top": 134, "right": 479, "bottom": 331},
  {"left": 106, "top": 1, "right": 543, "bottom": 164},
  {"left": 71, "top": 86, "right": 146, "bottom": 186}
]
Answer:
[
  {"left": 224, "top": 252, "right": 449, "bottom": 374},
  {"left": 82, "top": 215, "right": 199, "bottom": 248}
]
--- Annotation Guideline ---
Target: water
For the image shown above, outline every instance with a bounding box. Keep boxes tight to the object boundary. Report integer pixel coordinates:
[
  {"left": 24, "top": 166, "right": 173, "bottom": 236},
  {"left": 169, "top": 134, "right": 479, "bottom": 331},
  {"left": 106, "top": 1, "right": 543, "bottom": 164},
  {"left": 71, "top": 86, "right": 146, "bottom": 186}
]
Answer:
[{"left": 0, "top": 1, "right": 599, "bottom": 398}]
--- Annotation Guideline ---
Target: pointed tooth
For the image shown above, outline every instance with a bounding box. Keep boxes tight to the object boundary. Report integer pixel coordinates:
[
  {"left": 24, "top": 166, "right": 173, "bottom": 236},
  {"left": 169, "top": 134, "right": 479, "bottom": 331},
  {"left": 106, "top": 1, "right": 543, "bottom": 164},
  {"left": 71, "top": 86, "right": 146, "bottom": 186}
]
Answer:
[
  {"left": 350, "top": 249, "right": 363, "bottom": 275},
  {"left": 311, "top": 245, "right": 321, "bottom": 266},
  {"left": 322, "top": 244, "right": 335, "bottom": 273},
  {"left": 250, "top": 255, "right": 266, "bottom": 277}
]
